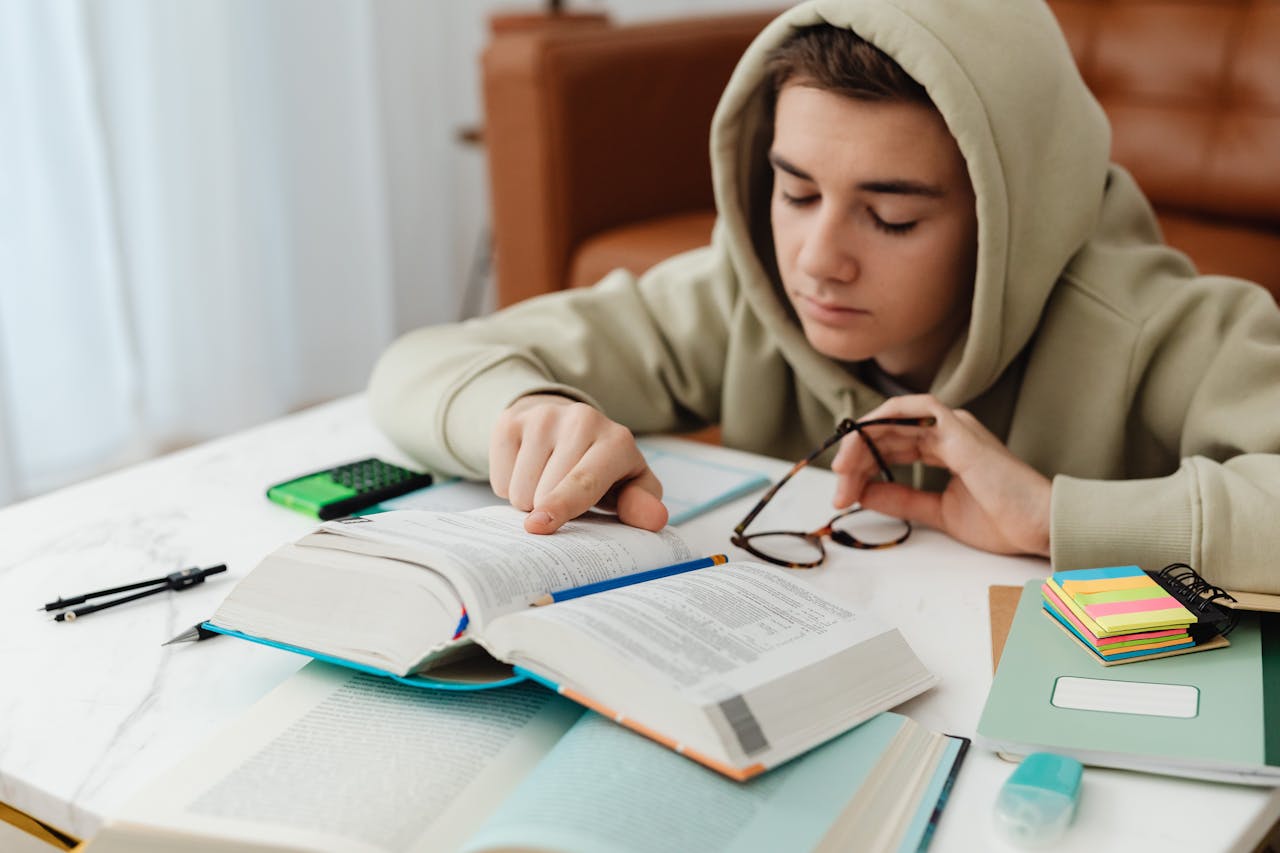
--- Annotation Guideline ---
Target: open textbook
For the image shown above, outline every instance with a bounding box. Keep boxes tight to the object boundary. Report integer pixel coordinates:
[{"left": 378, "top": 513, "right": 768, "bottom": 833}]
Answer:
[
  {"left": 206, "top": 506, "right": 937, "bottom": 779},
  {"left": 83, "top": 662, "right": 969, "bottom": 853}
]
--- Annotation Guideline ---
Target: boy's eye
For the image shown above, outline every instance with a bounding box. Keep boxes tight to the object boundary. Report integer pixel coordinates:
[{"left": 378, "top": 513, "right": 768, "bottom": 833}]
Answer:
[
  {"left": 870, "top": 210, "right": 918, "bottom": 235},
  {"left": 780, "top": 190, "right": 818, "bottom": 207}
]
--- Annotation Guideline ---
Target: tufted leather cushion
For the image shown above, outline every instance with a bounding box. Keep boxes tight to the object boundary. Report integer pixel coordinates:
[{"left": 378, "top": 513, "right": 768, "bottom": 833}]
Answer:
[
  {"left": 486, "top": 4, "right": 1280, "bottom": 305},
  {"left": 568, "top": 211, "right": 718, "bottom": 290},
  {"left": 1048, "top": 0, "right": 1280, "bottom": 297},
  {"left": 483, "top": 13, "right": 774, "bottom": 306}
]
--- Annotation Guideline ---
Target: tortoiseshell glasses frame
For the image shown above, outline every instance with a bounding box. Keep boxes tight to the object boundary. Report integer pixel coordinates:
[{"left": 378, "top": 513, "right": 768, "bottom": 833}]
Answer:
[{"left": 730, "top": 416, "right": 936, "bottom": 568}]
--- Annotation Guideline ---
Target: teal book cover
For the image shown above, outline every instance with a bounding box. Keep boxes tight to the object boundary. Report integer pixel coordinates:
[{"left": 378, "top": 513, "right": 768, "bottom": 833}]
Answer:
[
  {"left": 462, "top": 711, "right": 966, "bottom": 853},
  {"left": 976, "top": 580, "right": 1280, "bottom": 785}
]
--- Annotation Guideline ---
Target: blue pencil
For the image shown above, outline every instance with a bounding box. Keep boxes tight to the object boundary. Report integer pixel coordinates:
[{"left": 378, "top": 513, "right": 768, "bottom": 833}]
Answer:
[{"left": 532, "top": 554, "right": 728, "bottom": 607}]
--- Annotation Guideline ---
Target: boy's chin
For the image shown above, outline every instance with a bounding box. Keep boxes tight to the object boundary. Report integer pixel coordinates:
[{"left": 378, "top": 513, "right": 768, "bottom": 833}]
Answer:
[{"left": 802, "top": 328, "right": 877, "bottom": 363}]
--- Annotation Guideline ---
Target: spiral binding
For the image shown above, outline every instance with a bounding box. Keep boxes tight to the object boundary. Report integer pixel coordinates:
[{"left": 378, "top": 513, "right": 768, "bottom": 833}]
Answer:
[{"left": 1154, "top": 562, "right": 1239, "bottom": 639}]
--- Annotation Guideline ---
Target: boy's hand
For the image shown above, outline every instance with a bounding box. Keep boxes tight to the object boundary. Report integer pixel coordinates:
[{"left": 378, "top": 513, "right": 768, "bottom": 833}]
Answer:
[
  {"left": 831, "top": 395, "right": 1051, "bottom": 557},
  {"left": 490, "top": 395, "right": 668, "bottom": 535}
]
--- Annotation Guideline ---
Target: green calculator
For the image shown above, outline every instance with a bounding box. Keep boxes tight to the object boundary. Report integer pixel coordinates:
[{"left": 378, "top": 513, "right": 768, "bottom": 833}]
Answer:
[{"left": 266, "top": 458, "right": 433, "bottom": 520}]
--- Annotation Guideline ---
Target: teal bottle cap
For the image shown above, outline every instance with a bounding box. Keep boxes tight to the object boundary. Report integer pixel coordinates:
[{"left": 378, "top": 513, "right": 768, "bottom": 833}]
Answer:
[{"left": 993, "top": 752, "right": 1083, "bottom": 848}]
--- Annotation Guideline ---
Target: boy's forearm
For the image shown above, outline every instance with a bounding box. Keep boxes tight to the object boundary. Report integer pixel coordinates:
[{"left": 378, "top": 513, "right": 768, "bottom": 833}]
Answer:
[
  {"left": 368, "top": 253, "right": 737, "bottom": 480},
  {"left": 1051, "top": 457, "right": 1280, "bottom": 595},
  {"left": 1050, "top": 472, "right": 1193, "bottom": 575},
  {"left": 369, "top": 333, "right": 597, "bottom": 479}
]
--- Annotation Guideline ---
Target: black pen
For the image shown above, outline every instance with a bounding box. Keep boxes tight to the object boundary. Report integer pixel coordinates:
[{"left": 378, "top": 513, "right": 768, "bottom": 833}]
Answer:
[
  {"left": 163, "top": 622, "right": 221, "bottom": 645},
  {"left": 45, "top": 565, "right": 227, "bottom": 622}
]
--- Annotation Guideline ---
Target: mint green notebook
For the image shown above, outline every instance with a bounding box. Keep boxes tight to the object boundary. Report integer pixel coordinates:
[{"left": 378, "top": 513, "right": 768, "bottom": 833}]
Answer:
[{"left": 976, "top": 580, "right": 1280, "bottom": 785}]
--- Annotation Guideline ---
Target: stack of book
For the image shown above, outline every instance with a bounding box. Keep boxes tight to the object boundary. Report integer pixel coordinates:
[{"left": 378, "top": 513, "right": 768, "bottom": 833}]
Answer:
[
  {"left": 207, "top": 505, "right": 950, "bottom": 776},
  {"left": 89, "top": 502, "right": 973, "bottom": 852},
  {"left": 1040, "top": 566, "right": 1228, "bottom": 664}
]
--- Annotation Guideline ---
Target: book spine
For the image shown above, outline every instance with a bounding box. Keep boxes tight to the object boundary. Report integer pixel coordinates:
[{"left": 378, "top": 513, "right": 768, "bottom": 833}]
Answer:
[
  {"left": 1263, "top": 613, "right": 1280, "bottom": 768},
  {"left": 512, "top": 666, "right": 767, "bottom": 782}
]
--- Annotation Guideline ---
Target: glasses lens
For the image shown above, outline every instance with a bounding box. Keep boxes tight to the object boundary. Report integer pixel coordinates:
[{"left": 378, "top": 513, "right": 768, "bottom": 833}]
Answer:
[
  {"left": 741, "top": 532, "right": 824, "bottom": 567},
  {"left": 830, "top": 509, "right": 910, "bottom": 548}
]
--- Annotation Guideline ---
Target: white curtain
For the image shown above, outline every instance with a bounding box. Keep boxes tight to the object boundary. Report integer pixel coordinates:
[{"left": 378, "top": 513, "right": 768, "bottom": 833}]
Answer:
[
  {"left": 0, "top": 0, "right": 785, "bottom": 507},
  {"left": 0, "top": 0, "right": 473, "bottom": 504}
]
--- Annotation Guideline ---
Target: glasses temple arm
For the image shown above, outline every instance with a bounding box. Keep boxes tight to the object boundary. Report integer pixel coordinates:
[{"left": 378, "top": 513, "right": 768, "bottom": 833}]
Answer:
[{"left": 733, "top": 419, "right": 856, "bottom": 536}]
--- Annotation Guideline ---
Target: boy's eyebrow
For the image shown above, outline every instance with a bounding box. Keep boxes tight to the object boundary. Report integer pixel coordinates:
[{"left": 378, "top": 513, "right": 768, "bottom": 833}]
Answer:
[{"left": 768, "top": 151, "right": 946, "bottom": 198}]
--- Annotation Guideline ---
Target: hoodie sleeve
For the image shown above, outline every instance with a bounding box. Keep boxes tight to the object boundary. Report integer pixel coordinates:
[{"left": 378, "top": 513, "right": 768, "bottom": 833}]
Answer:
[
  {"left": 367, "top": 247, "right": 738, "bottom": 479},
  {"left": 1050, "top": 280, "right": 1280, "bottom": 595}
]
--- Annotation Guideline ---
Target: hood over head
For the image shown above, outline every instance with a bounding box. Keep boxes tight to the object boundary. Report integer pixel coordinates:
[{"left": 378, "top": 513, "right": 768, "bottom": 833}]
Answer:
[{"left": 710, "top": 0, "right": 1112, "bottom": 407}]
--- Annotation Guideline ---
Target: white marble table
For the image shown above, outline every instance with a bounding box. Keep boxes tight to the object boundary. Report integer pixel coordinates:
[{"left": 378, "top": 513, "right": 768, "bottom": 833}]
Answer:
[{"left": 0, "top": 395, "right": 1272, "bottom": 851}]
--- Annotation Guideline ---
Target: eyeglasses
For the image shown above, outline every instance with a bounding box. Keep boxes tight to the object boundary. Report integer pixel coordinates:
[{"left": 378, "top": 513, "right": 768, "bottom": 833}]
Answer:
[{"left": 730, "top": 416, "right": 935, "bottom": 568}]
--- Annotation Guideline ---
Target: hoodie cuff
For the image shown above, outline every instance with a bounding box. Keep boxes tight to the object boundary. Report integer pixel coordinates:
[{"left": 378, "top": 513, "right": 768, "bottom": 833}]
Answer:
[
  {"left": 1050, "top": 470, "right": 1195, "bottom": 573},
  {"left": 440, "top": 357, "right": 602, "bottom": 479}
]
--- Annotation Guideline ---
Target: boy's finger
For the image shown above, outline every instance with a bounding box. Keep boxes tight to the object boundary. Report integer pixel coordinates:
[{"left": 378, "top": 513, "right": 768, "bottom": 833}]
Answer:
[
  {"left": 525, "top": 470, "right": 606, "bottom": 534},
  {"left": 831, "top": 431, "right": 863, "bottom": 473},
  {"left": 615, "top": 469, "right": 668, "bottom": 531},
  {"left": 526, "top": 444, "right": 647, "bottom": 534},
  {"left": 506, "top": 439, "right": 554, "bottom": 512},
  {"left": 533, "top": 434, "right": 597, "bottom": 508},
  {"left": 488, "top": 429, "right": 520, "bottom": 499},
  {"left": 832, "top": 433, "right": 885, "bottom": 479},
  {"left": 859, "top": 393, "right": 943, "bottom": 421},
  {"left": 857, "top": 431, "right": 940, "bottom": 469},
  {"left": 833, "top": 468, "right": 865, "bottom": 509},
  {"left": 857, "top": 482, "right": 944, "bottom": 531}
]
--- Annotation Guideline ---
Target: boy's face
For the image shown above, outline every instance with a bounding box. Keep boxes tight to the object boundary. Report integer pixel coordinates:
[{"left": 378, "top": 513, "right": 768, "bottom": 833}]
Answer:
[{"left": 770, "top": 83, "right": 978, "bottom": 389}]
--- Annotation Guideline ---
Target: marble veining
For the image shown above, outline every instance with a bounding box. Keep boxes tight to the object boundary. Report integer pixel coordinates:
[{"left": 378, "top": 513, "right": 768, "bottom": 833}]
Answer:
[{"left": 0, "top": 397, "right": 384, "bottom": 838}]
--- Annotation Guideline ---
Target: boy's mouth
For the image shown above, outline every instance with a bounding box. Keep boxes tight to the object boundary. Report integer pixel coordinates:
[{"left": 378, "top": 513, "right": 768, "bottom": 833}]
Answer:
[{"left": 797, "top": 293, "right": 870, "bottom": 322}]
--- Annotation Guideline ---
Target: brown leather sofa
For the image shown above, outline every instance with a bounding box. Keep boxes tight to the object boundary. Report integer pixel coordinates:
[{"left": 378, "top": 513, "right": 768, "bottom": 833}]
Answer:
[{"left": 481, "top": 3, "right": 1280, "bottom": 308}]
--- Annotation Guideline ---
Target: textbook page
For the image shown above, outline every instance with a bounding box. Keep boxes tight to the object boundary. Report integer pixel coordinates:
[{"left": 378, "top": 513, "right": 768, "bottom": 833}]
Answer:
[
  {"left": 314, "top": 506, "right": 694, "bottom": 628},
  {"left": 483, "top": 562, "right": 936, "bottom": 767},
  {"left": 88, "top": 662, "right": 582, "bottom": 853},
  {"left": 463, "top": 711, "right": 907, "bottom": 853}
]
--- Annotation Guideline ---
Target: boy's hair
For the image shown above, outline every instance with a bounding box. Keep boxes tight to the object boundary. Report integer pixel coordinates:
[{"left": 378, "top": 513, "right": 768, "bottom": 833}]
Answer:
[{"left": 765, "top": 25, "right": 933, "bottom": 110}]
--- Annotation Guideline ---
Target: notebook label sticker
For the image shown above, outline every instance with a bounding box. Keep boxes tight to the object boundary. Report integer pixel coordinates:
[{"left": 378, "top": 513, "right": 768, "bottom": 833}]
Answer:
[{"left": 1050, "top": 676, "right": 1199, "bottom": 718}]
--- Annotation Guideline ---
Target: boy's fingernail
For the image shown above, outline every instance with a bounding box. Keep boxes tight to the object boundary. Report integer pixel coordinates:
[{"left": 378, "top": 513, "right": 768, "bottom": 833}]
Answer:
[{"left": 528, "top": 510, "right": 553, "bottom": 526}]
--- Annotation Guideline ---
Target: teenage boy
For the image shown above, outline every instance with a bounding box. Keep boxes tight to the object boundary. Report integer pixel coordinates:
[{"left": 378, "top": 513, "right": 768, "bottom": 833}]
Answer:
[{"left": 370, "top": 0, "right": 1280, "bottom": 593}]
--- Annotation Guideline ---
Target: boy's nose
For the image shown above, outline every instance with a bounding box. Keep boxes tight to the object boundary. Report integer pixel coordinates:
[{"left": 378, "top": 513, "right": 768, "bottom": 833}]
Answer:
[{"left": 797, "top": 214, "right": 858, "bottom": 284}]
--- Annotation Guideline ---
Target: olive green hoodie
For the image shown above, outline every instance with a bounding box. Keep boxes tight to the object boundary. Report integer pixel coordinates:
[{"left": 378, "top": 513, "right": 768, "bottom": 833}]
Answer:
[{"left": 369, "top": 0, "right": 1280, "bottom": 593}]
